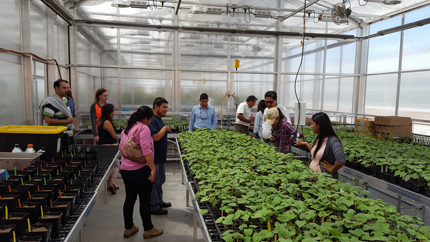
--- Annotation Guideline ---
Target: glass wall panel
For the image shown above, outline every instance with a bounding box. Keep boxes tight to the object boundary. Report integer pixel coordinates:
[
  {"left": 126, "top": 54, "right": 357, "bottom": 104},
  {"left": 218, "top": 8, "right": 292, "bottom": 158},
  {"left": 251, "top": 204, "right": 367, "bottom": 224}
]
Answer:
[
  {"left": 341, "top": 43, "right": 356, "bottom": 74},
  {"left": 231, "top": 73, "right": 273, "bottom": 105},
  {"left": 368, "top": 17, "right": 402, "bottom": 74},
  {"left": 338, "top": 77, "right": 354, "bottom": 113},
  {"left": 121, "top": 69, "right": 173, "bottom": 110},
  {"left": 180, "top": 33, "right": 228, "bottom": 71},
  {"left": 30, "top": 1, "right": 47, "bottom": 57},
  {"left": 398, "top": 71, "right": 430, "bottom": 121},
  {"left": 54, "top": 19, "right": 69, "bottom": 66},
  {"left": 180, "top": 72, "right": 227, "bottom": 112},
  {"left": 0, "top": 0, "right": 21, "bottom": 50},
  {"left": 323, "top": 78, "right": 339, "bottom": 111},
  {"left": 0, "top": 54, "right": 24, "bottom": 125},
  {"left": 365, "top": 74, "right": 397, "bottom": 116},
  {"left": 401, "top": 25, "right": 430, "bottom": 71},
  {"left": 119, "top": 29, "right": 173, "bottom": 68},
  {"left": 325, "top": 45, "right": 341, "bottom": 74},
  {"left": 281, "top": 75, "right": 321, "bottom": 110},
  {"left": 77, "top": 30, "right": 103, "bottom": 65}
]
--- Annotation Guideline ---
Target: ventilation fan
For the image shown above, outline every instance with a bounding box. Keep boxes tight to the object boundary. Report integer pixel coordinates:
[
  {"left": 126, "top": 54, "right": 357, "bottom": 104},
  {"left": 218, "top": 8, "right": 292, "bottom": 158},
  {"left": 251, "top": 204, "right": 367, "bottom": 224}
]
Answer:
[{"left": 331, "top": 1, "right": 351, "bottom": 25}]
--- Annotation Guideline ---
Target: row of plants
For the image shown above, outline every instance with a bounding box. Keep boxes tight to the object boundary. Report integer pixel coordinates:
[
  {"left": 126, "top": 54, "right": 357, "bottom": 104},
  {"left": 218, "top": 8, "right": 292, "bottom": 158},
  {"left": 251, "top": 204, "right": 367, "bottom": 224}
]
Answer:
[
  {"left": 79, "top": 120, "right": 128, "bottom": 130},
  {"left": 178, "top": 129, "right": 430, "bottom": 242},
  {"left": 301, "top": 127, "right": 430, "bottom": 194},
  {"left": 164, "top": 120, "right": 189, "bottom": 132}
]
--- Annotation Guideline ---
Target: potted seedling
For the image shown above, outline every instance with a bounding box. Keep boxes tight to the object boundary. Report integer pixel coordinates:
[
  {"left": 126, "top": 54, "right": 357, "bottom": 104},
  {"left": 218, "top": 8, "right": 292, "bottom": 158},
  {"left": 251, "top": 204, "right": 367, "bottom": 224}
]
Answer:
[
  {"left": 39, "top": 210, "right": 62, "bottom": 238},
  {"left": 0, "top": 224, "right": 16, "bottom": 242},
  {"left": 23, "top": 222, "right": 52, "bottom": 242}
]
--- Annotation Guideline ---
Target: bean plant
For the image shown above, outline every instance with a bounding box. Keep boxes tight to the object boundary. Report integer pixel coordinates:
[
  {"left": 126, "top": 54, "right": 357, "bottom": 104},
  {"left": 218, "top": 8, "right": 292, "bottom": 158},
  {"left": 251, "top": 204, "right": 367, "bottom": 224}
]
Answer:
[
  {"left": 179, "top": 129, "right": 430, "bottom": 242},
  {"left": 302, "top": 127, "right": 430, "bottom": 186}
]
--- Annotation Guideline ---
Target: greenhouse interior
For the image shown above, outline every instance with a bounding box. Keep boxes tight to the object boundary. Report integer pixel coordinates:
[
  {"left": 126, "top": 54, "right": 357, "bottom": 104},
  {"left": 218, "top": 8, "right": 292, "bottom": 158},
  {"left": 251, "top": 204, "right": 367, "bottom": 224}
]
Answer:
[{"left": 1, "top": 0, "right": 430, "bottom": 241}]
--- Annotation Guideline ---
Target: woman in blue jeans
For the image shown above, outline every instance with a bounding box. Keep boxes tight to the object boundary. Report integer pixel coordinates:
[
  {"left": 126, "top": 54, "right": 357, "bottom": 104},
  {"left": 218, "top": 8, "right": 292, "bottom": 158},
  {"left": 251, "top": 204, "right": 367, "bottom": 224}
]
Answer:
[{"left": 119, "top": 106, "right": 163, "bottom": 239}]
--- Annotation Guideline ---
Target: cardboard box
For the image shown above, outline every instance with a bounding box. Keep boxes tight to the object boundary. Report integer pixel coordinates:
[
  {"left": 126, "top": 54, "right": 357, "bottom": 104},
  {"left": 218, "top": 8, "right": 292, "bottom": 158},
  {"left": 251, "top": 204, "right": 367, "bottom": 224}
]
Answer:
[
  {"left": 356, "top": 118, "right": 374, "bottom": 127},
  {"left": 355, "top": 125, "right": 374, "bottom": 132},
  {"left": 375, "top": 131, "right": 413, "bottom": 140},
  {"left": 374, "top": 124, "right": 412, "bottom": 134},
  {"left": 356, "top": 131, "right": 375, "bottom": 138},
  {"left": 374, "top": 116, "right": 411, "bottom": 126}
]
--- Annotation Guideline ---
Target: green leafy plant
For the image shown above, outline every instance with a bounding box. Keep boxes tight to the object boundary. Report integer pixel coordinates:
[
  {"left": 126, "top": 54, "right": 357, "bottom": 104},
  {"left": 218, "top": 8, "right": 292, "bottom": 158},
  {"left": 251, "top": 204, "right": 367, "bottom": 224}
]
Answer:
[{"left": 179, "top": 129, "right": 430, "bottom": 241}]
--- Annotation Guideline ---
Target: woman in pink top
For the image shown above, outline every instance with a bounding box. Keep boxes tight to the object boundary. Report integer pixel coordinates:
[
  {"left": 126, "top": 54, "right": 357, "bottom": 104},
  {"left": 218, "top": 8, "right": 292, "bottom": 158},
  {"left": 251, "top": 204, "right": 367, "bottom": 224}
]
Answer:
[{"left": 119, "top": 106, "right": 163, "bottom": 239}]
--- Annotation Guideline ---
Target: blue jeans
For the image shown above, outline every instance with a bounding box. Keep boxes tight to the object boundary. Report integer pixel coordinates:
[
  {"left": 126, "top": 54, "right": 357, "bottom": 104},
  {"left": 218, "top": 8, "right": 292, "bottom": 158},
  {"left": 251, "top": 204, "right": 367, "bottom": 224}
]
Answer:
[
  {"left": 255, "top": 134, "right": 261, "bottom": 140},
  {"left": 150, "top": 163, "right": 166, "bottom": 211}
]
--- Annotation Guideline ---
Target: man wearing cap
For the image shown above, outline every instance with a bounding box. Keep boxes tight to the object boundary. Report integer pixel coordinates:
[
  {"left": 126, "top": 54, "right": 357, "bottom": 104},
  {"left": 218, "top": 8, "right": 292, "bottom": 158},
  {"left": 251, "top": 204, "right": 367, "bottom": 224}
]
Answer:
[
  {"left": 265, "top": 107, "right": 303, "bottom": 154},
  {"left": 235, "top": 95, "right": 257, "bottom": 134}
]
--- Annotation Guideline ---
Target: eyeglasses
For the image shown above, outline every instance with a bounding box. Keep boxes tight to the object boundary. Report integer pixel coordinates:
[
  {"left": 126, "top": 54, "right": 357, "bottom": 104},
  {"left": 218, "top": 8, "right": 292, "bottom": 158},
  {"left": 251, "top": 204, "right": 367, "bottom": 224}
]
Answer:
[
  {"left": 200, "top": 108, "right": 208, "bottom": 120},
  {"left": 265, "top": 101, "right": 274, "bottom": 104}
]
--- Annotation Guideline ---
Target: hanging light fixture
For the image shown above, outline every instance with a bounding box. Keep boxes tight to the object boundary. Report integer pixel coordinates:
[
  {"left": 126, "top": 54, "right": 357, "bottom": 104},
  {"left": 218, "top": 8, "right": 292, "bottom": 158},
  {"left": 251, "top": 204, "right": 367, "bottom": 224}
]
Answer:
[{"left": 112, "top": 0, "right": 129, "bottom": 8}]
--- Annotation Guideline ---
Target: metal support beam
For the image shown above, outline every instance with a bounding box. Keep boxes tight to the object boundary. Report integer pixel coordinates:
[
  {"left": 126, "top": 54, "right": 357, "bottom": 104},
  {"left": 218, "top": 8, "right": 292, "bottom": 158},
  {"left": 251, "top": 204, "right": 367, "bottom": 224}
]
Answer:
[
  {"left": 352, "top": 24, "right": 369, "bottom": 116},
  {"left": 74, "top": 19, "right": 355, "bottom": 40},
  {"left": 395, "top": 15, "right": 405, "bottom": 116},
  {"left": 41, "top": 0, "right": 75, "bottom": 24},
  {"left": 21, "top": 0, "right": 34, "bottom": 125}
]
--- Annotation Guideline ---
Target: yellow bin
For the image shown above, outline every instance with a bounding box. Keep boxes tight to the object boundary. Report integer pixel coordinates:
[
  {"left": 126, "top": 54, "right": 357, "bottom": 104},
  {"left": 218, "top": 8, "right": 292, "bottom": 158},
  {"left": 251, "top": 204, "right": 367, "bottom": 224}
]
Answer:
[{"left": 0, "top": 125, "right": 68, "bottom": 161}]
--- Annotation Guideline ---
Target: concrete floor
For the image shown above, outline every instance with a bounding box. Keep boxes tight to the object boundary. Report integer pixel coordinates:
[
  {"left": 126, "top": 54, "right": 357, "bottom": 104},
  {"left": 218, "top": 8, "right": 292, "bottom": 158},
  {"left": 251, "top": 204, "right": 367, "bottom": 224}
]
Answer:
[{"left": 81, "top": 162, "right": 204, "bottom": 242}]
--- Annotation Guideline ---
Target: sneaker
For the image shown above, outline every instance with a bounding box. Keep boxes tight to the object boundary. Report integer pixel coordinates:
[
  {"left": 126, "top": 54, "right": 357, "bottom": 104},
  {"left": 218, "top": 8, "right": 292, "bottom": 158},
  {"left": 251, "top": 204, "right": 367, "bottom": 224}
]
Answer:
[
  {"left": 108, "top": 184, "right": 116, "bottom": 195},
  {"left": 160, "top": 202, "right": 171, "bottom": 208},
  {"left": 124, "top": 225, "right": 139, "bottom": 238},
  {"left": 150, "top": 208, "right": 168, "bottom": 215},
  {"left": 143, "top": 226, "right": 163, "bottom": 239}
]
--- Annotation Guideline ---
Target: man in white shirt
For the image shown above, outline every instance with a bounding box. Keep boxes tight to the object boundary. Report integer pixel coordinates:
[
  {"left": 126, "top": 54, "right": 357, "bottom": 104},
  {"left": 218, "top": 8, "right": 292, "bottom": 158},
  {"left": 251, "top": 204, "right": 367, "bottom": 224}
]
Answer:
[
  {"left": 261, "top": 91, "right": 291, "bottom": 140},
  {"left": 235, "top": 95, "right": 257, "bottom": 134}
]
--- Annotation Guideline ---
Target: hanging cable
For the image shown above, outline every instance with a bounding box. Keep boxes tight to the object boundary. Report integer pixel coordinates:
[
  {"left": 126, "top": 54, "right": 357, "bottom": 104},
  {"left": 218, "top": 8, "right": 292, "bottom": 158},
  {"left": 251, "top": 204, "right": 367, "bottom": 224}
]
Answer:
[
  {"left": 244, "top": 6, "right": 252, "bottom": 23},
  {"left": 358, "top": 0, "right": 369, "bottom": 6},
  {"left": 0, "top": 48, "right": 63, "bottom": 79},
  {"left": 293, "top": 0, "right": 307, "bottom": 128}
]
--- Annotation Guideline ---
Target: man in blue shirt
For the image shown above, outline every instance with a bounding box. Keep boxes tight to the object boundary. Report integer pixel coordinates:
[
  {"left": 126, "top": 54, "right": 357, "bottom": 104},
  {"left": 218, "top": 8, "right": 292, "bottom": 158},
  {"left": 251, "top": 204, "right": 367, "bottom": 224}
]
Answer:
[
  {"left": 189, "top": 93, "right": 217, "bottom": 131},
  {"left": 148, "top": 97, "right": 171, "bottom": 215}
]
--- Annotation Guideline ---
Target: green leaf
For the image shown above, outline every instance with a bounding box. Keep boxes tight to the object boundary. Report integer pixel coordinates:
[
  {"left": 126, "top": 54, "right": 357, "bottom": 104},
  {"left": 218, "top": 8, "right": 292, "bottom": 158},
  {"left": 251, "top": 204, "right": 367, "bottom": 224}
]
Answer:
[
  {"left": 295, "top": 220, "right": 306, "bottom": 228},
  {"left": 199, "top": 209, "right": 208, "bottom": 215}
]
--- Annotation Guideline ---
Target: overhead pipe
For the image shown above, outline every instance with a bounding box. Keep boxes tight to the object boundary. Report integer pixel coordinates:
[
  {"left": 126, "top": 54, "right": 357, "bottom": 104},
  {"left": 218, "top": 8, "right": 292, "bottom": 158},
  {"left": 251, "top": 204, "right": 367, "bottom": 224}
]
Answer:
[{"left": 75, "top": 19, "right": 356, "bottom": 40}]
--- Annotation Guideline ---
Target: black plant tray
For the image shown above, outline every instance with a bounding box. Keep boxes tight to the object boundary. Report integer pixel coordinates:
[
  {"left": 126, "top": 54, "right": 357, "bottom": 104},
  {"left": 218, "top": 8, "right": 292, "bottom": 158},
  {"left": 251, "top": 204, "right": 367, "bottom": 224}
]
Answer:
[
  {"left": 0, "top": 224, "right": 16, "bottom": 242},
  {"left": 376, "top": 171, "right": 398, "bottom": 185},
  {"left": 23, "top": 223, "right": 53, "bottom": 242},
  {"left": 400, "top": 180, "right": 427, "bottom": 194}
]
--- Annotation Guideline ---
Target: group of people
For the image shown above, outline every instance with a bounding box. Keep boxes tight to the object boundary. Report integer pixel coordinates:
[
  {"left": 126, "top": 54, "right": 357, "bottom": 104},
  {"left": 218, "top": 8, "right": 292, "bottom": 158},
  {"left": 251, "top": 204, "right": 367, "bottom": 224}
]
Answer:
[
  {"left": 185, "top": 90, "right": 346, "bottom": 179},
  {"left": 40, "top": 79, "right": 346, "bottom": 239},
  {"left": 40, "top": 80, "right": 171, "bottom": 239}
]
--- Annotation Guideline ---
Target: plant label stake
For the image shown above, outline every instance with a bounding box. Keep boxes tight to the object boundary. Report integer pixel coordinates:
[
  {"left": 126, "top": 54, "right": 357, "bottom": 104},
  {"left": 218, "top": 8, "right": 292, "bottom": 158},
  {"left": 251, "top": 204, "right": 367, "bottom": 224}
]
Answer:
[
  {"left": 5, "top": 206, "right": 8, "bottom": 219},
  {"left": 50, "top": 200, "right": 53, "bottom": 208},
  {"left": 28, "top": 160, "right": 31, "bottom": 167},
  {"left": 44, "top": 178, "right": 46, "bottom": 186},
  {"left": 18, "top": 199, "right": 21, "bottom": 208},
  {"left": 21, "top": 178, "right": 24, "bottom": 186},
  {"left": 28, "top": 191, "right": 31, "bottom": 199},
  {"left": 59, "top": 189, "right": 61, "bottom": 198},
  {"left": 52, "top": 158, "right": 54, "bottom": 163},
  {"left": 21, "top": 165, "right": 23, "bottom": 171},
  {"left": 64, "top": 184, "right": 66, "bottom": 191},
  {"left": 27, "top": 218, "right": 31, "bottom": 232},
  {"left": 40, "top": 164, "right": 43, "bottom": 171},
  {"left": 37, "top": 185, "right": 40, "bottom": 192},
  {"left": 14, "top": 167, "right": 16, "bottom": 176},
  {"left": 29, "top": 175, "right": 31, "bottom": 181},
  {"left": 13, "top": 231, "right": 15, "bottom": 242},
  {"left": 41, "top": 206, "right": 43, "bottom": 219},
  {"left": 8, "top": 186, "right": 11, "bottom": 192}
]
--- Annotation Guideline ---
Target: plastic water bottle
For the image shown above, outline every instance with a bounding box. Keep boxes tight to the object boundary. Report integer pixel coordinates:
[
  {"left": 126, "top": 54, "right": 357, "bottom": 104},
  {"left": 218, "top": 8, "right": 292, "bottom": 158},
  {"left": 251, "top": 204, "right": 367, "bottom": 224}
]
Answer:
[
  {"left": 37, "top": 147, "right": 45, "bottom": 153},
  {"left": 12, "top": 144, "right": 22, "bottom": 153},
  {"left": 25, "top": 144, "right": 36, "bottom": 153}
]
